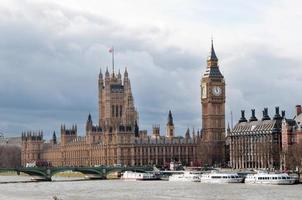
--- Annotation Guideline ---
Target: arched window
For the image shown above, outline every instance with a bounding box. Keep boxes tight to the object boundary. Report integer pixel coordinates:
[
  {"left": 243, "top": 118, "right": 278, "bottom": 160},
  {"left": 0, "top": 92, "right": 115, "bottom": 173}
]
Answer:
[
  {"left": 120, "top": 105, "right": 123, "bottom": 117},
  {"left": 112, "top": 105, "right": 115, "bottom": 117},
  {"left": 116, "top": 105, "right": 119, "bottom": 117}
]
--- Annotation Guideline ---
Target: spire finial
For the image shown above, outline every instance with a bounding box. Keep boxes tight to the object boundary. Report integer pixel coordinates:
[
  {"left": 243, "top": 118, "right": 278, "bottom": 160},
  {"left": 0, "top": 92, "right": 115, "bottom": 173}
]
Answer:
[
  {"left": 108, "top": 47, "right": 115, "bottom": 75},
  {"left": 99, "top": 67, "right": 103, "bottom": 79},
  {"left": 211, "top": 35, "right": 213, "bottom": 45},
  {"left": 207, "top": 38, "right": 218, "bottom": 67},
  {"left": 88, "top": 113, "right": 92, "bottom": 122},
  {"left": 210, "top": 39, "right": 217, "bottom": 60},
  {"left": 105, "top": 66, "right": 109, "bottom": 77},
  {"left": 167, "top": 110, "right": 173, "bottom": 126},
  {"left": 124, "top": 67, "right": 128, "bottom": 77}
]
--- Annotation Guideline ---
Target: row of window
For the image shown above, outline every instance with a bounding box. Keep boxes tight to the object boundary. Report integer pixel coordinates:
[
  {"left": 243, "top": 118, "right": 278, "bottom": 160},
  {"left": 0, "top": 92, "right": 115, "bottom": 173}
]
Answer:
[
  {"left": 257, "top": 176, "right": 290, "bottom": 180},
  {"left": 112, "top": 105, "right": 123, "bottom": 117}
]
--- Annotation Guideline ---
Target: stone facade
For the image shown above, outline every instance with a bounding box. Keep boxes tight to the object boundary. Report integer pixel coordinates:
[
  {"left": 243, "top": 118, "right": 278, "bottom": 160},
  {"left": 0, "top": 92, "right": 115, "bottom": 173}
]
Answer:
[
  {"left": 200, "top": 40, "right": 226, "bottom": 165},
  {"left": 21, "top": 68, "right": 199, "bottom": 167},
  {"left": 228, "top": 105, "right": 302, "bottom": 170},
  {"left": 228, "top": 108, "right": 283, "bottom": 169}
]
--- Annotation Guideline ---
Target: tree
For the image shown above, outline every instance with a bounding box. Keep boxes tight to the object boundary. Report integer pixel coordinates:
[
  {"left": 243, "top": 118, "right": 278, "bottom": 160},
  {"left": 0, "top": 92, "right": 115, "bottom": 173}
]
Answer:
[{"left": 0, "top": 145, "right": 21, "bottom": 167}]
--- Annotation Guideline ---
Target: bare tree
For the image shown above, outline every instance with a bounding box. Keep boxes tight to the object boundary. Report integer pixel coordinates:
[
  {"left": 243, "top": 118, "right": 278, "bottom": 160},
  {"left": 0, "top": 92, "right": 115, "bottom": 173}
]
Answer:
[{"left": 0, "top": 145, "right": 21, "bottom": 168}]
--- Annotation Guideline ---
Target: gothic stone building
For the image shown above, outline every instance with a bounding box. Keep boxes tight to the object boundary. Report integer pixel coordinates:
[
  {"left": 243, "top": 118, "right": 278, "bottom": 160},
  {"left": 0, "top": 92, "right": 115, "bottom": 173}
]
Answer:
[
  {"left": 200, "top": 40, "right": 226, "bottom": 165},
  {"left": 21, "top": 68, "right": 199, "bottom": 167}
]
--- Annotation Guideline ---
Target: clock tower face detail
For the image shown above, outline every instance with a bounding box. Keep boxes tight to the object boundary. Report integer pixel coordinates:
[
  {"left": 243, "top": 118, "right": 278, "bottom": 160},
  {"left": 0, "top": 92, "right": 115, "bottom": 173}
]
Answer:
[{"left": 200, "top": 40, "right": 226, "bottom": 165}]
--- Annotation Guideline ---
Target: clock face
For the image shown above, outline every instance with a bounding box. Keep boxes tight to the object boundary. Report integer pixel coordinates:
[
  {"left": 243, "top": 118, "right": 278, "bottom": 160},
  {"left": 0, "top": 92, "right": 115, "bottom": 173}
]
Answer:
[{"left": 212, "top": 86, "right": 222, "bottom": 96}]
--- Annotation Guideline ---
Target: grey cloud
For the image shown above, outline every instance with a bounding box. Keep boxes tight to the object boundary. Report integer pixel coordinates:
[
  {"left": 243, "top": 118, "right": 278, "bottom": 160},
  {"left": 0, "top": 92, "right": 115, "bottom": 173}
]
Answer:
[{"left": 0, "top": 1, "right": 301, "bottom": 139}]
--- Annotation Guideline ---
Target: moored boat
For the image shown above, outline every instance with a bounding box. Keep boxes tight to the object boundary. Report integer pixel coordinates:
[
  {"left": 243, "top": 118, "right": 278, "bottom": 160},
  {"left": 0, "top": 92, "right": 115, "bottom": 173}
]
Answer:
[
  {"left": 168, "top": 171, "right": 201, "bottom": 182},
  {"left": 245, "top": 172, "right": 296, "bottom": 185},
  {"left": 121, "top": 171, "right": 160, "bottom": 181},
  {"left": 200, "top": 171, "right": 243, "bottom": 184}
]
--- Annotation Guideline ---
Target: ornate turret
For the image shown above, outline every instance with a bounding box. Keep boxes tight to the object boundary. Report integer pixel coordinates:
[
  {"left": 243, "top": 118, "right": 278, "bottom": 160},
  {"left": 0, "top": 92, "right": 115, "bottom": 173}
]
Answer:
[
  {"left": 203, "top": 39, "right": 223, "bottom": 78},
  {"left": 86, "top": 113, "right": 93, "bottom": 131},
  {"left": 99, "top": 68, "right": 103, "bottom": 80},
  {"left": 207, "top": 39, "right": 218, "bottom": 67},
  {"left": 99, "top": 64, "right": 138, "bottom": 128},
  {"left": 166, "top": 110, "right": 175, "bottom": 138},
  {"left": 124, "top": 67, "right": 128, "bottom": 78},
  {"left": 117, "top": 69, "right": 122, "bottom": 84},
  {"left": 52, "top": 131, "right": 57, "bottom": 145},
  {"left": 167, "top": 110, "right": 173, "bottom": 126},
  {"left": 185, "top": 128, "right": 191, "bottom": 139},
  {"left": 192, "top": 128, "right": 196, "bottom": 139},
  {"left": 21, "top": 131, "right": 44, "bottom": 166}
]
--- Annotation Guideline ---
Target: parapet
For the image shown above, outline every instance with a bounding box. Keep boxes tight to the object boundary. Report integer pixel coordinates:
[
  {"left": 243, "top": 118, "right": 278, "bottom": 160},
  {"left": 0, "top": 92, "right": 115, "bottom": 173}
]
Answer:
[{"left": 21, "top": 131, "right": 43, "bottom": 141}]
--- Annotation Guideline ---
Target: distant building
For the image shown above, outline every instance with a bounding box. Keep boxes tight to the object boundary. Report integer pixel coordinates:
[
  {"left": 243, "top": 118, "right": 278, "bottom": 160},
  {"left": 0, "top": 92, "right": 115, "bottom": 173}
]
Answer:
[
  {"left": 228, "top": 105, "right": 302, "bottom": 170},
  {"left": 281, "top": 105, "right": 302, "bottom": 169},
  {"left": 21, "top": 68, "right": 199, "bottom": 167},
  {"left": 228, "top": 107, "right": 284, "bottom": 169}
]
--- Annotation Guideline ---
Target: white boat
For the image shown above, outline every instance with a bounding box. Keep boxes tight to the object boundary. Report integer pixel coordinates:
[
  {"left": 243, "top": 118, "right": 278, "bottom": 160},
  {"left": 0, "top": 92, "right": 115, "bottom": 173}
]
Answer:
[
  {"left": 200, "top": 171, "right": 243, "bottom": 184},
  {"left": 245, "top": 172, "right": 296, "bottom": 185},
  {"left": 121, "top": 171, "right": 160, "bottom": 181},
  {"left": 169, "top": 171, "right": 201, "bottom": 182}
]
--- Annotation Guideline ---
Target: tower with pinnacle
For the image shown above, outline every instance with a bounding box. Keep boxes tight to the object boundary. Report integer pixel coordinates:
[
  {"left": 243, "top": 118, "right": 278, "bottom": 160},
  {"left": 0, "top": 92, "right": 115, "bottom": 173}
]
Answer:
[
  {"left": 98, "top": 67, "right": 138, "bottom": 128},
  {"left": 166, "top": 110, "right": 175, "bottom": 138},
  {"left": 200, "top": 40, "right": 226, "bottom": 165}
]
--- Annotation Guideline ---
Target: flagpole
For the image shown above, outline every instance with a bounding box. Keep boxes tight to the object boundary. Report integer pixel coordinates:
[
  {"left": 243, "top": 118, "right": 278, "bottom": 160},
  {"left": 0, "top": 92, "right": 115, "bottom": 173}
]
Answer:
[{"left": 112, "top": 47, "right": 115, "bottom": 74}]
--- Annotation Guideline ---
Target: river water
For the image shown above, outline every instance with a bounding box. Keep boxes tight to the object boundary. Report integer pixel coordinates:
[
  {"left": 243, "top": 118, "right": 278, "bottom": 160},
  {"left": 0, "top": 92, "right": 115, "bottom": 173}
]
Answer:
[{"left": 0, "top": 176, "right": 302, "bottom": 200}]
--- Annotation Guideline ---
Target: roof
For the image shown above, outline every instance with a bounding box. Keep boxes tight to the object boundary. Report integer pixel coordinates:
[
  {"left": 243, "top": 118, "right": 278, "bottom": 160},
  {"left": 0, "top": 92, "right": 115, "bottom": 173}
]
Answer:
[
  {"left": 208, "top": 39, "right": 218, "bottom": 61},
  {"left": 230, "top": 119, "right": 281, "bottom": 136},
  {"left": 284, "top": 118, "right": 296, "bottom": 126},
  {"left": 203, "top": 67, "right": 224, "bottom": 78}
]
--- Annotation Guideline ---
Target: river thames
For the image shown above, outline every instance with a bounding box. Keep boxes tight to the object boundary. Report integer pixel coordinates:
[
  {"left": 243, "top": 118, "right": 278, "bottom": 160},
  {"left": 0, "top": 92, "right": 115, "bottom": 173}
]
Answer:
[{"left": 0, "top": 176, "right": 302, "bottom": 200}]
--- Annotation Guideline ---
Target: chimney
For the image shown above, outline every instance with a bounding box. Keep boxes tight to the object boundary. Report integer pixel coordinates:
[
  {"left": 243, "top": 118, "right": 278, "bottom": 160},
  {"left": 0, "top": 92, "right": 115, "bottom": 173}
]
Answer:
[
  {"left": 273, "top": 106, "right": 282, "bottom": 120},
  {"left": 282, "top": 110, "right": 286, "bottom": 118},
  {"left": 249, "top": 109, "right": 258, "bottom": 122},
  {"left": 296, "top": 105, "right": 302, "bottom": 116},
  {"left": 239, "top": 110, "right": 248, "bottom": 123},
  {"left": 262, "top": 108, "right": 271, "bottom": 121}
]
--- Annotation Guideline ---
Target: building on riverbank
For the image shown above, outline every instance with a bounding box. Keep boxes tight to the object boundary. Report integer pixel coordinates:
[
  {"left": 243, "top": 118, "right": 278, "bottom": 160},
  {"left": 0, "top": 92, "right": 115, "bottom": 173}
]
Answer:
[
  {"left": 21, "top": 67, "right": 200, "bottom": 167},
  {"left": 228, "top": 107, "right": 283, "bottom": 169},
  {"left": 228, "top": 105, "right": 302, "bottom": 170}
]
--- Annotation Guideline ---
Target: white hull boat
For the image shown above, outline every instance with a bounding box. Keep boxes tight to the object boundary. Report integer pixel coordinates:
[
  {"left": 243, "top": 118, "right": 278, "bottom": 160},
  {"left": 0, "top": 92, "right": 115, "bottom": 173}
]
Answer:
[
  {"left": 169, "top": 171, "right": 201, "bottom": 182},
  {"left": 200, "top": 172, "right": 243, "bottom": 184},
  {"left": 121, "top": 171, "right": 160, "bottom": 181},
  {"left": 245, "top": 172, "right": 296, "bottom": 185}
]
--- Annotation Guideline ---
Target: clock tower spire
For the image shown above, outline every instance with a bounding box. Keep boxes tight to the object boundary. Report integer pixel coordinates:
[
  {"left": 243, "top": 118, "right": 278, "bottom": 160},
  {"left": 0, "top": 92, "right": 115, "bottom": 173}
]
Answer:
[{"left": 200, "top": 40, "right": 226, "bottom": 165}]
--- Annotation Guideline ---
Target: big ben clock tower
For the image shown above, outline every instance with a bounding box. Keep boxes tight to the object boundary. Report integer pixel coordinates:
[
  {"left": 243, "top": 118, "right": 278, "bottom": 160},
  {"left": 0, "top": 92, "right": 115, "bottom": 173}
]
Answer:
[{"left": 200, "top": 40, "right": 225, "bottom": 165}]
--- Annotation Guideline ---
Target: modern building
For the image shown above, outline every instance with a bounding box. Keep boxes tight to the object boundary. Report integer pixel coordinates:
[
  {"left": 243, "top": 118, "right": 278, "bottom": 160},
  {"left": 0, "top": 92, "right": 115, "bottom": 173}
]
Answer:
[
  {"left": 21, "top": 68, "right": 200, "bottom": 167},
  {"left": 200, "top": 40, "right": 226, "bottom": 165}
]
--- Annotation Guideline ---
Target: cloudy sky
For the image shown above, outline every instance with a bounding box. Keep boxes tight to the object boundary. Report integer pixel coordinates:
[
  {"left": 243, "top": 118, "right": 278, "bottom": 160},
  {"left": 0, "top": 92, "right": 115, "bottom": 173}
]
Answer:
[{"left": 0, "top": 0, "right": 301, "bottom": 138}]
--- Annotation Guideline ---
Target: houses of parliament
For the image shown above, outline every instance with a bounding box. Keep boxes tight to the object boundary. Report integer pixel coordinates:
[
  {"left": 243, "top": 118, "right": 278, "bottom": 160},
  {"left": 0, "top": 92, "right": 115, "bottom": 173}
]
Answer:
[{"left": 21, "top": 42, "right": 226, "bottom": 167}]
